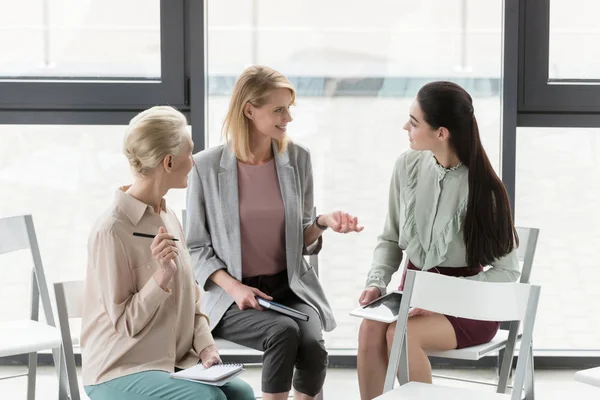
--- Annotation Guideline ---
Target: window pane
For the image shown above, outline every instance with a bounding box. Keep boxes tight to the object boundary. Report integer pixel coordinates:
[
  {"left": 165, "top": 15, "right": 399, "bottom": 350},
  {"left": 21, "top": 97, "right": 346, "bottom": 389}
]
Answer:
[
  {"left": 0, "top": 0, "right": 160, "bottom": 78},
  {"left": 207, "top": 0, "right": 503, "bottom": 349},
  {"left": 0, "top": 125, "right": 187, "bottom": 321},
  {"left": 549, "top": 0, "right": 600, "bottom": 80},
  {"left": 516, "top": 127, "right": 600, "bottom": 350}
]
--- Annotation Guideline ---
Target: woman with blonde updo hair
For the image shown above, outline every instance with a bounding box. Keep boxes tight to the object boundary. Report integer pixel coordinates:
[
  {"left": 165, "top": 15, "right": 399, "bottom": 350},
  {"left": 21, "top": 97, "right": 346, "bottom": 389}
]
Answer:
[
  {"left": 186, "top": 65, "right": 363, "bottom": 400},
  {"left": 80, "top": 106, "right": 254, "bottom": 400}
]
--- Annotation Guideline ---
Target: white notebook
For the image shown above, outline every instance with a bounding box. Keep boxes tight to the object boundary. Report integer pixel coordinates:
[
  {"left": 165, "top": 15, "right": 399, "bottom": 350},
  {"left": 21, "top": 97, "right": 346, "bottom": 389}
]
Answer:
[{"left": 171, "top": 363, "right": 244, "bottom": 386}]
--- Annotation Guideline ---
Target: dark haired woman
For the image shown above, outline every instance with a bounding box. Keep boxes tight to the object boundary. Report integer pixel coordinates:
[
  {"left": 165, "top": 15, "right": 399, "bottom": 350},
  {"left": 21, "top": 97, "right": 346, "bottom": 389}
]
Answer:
[{"left": 356, "top": 81, "right": 520, "bottom": 400}]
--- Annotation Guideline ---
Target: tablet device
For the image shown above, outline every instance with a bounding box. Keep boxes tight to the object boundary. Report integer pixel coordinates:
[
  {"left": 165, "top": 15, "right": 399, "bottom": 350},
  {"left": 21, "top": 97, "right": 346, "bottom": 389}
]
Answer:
[{"left": 349, "top": 290, "right": 403, "bottom": 323}]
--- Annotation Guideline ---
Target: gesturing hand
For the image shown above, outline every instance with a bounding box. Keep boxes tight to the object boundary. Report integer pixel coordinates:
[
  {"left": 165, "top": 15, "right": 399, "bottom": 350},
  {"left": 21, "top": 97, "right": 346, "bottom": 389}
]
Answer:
[
  {"left": 230, "top": 284, "right": 273, "bottom": 311},
  {"left": 321, "top": 211, "right": 364, "bottom": 233}
]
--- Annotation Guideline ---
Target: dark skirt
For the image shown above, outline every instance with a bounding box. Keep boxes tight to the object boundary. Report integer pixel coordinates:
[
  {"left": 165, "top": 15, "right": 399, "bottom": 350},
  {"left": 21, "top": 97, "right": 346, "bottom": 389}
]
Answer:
[{"left": 399, "top": 260, "right": 499, "bottom": 349}]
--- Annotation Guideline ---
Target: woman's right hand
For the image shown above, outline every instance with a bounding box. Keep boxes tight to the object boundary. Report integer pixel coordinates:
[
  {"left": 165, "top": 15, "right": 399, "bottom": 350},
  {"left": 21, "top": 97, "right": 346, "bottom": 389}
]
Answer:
[
  {"left": 358, "top": 287, "right": 382, "bottom": 306},
  {"left": 230, "top": 283, "right": 273, "bottom": 311},
  {"left": 151, "top": 227, "right": 179, "bottom": 289}
]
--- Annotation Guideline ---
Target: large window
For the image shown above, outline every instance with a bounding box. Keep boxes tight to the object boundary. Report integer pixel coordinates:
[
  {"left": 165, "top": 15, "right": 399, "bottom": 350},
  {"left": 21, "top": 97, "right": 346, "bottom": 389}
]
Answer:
[
  {"left": 0, "top": 1, "right": 161, "bottom": 78},
  {"left": 549, "top": 0, "right": 600, "bottom": 80},
  {"left": 207, "top": 0, "right": 503, "bottom": 349},
  {"left": 515, "top": 127, "right": 600, "bottom": 350},
  {"left": 0, "top": 0, "right": 185, "bottom": 113}
]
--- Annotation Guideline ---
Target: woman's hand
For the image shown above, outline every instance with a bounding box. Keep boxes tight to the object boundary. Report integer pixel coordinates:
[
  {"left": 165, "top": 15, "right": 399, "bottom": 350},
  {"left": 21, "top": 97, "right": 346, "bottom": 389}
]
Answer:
[
  {"left": 408, "top": 308, "right": 435, "bottom": 317},
  {"left": 151, "top": 227, "right": 179, "bottom": 289},
  {"left": 230, "top": 283, "right": 273, "bottom": 311},
  {"left": 321, "top": 211, "right": 364, "bottom": 233},
  {"left": 358, "top": 287, "right": 382, "bottom": 306},
  {"left": 199, "top": 344, "right": 222, "bottom": 368}
]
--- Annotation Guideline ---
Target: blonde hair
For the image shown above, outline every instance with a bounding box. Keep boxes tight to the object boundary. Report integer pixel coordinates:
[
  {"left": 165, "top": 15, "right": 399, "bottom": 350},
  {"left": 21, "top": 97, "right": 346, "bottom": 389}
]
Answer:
[
  {"left": 222, "top": 65, "right": 296, "bottom": 162},
  {"left": 123, "top": 106, "right": 188, "bottom": 176}
]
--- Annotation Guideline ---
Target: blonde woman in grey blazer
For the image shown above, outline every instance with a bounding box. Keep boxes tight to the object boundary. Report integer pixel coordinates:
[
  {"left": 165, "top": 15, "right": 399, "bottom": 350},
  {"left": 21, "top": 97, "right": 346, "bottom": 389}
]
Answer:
[{"left": 185, "top": 66, "right": 363, "bottom": 400}]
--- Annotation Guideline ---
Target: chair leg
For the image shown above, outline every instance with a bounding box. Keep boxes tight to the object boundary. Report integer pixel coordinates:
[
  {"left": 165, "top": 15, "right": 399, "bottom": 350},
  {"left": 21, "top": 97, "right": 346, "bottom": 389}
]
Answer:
[
  {"left": 27, "top": 352, "right": 37, "bottom": 400},
  {"left": 497, "top": 349, "right": 513, "bottom": 393},
  {"left": 55, "top": 347, "right": 69, "bottom": 400},
  {"left": 523, "top": 343, "right": 535, "bottom": 400},
  {"left": 397, "top": 337, "right": 409, "bottom": 386}
]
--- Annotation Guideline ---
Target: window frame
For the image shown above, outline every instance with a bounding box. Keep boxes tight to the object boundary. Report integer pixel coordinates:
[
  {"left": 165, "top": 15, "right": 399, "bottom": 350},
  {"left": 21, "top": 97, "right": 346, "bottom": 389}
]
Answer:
[
  {"left": 0, "top": 0, "right": 187, "bottom": 114},
  {"left": 519, "top": 0, "right": 600, "bottom": 117}
]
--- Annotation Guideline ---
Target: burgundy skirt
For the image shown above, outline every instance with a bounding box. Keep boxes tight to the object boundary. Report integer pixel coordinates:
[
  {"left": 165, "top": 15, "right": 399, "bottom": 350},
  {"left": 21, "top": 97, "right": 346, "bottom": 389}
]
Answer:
[{"left": 399, "top": 261, "right": 499, "bottom": 349}]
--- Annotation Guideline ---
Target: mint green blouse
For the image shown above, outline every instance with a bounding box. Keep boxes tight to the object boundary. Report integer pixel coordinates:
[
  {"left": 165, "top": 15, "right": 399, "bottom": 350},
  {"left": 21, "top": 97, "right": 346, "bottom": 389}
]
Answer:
[{"left": 365, "top": 150, "right": 520, "bottom": 293}]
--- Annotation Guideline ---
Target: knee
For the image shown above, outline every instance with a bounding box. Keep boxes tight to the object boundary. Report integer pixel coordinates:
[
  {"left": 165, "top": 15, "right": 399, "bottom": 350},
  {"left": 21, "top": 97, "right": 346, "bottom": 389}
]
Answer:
[
  {"left": 227, "top": 380, "right": 255, "bottom": 400},
  {"left": 359, "top": 319, "right": 388, "bottom": 349},
  {"left": 207, "top": 392, "right": 227, "bottom": 400},
  {"left": 266, "top": 318, "right": 300, "bottom": 348},
  {"left": 405, "top": 321, "right": 423, "bottom": 350},
  {"left": 298, "top": 337, "right": 328, "bottom": 370},
  {"left": 386, "top": 323, "right": 421, "bottom": 351},
  {"left": 385, "top": 323, "right": 396, "bottom": 348}
]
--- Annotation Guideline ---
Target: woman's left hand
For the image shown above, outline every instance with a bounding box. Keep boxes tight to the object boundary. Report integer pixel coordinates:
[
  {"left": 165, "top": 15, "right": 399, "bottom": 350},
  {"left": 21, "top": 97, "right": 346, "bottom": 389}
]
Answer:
[
  {"left": 199, "top": 344, "right": 222, "bottom": 368},
  {"left": 321, "top": 211, "right": 364, "bottom": 233},
  {"left": 408, "top": 308, "right": 435, "bottom": 317}
]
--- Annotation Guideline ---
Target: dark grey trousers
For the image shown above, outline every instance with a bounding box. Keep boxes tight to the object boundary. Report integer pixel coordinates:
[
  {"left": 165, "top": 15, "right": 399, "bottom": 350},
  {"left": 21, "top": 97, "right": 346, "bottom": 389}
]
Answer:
[{"left": 213, "top": 270, "right": 328, "bottom": 396}]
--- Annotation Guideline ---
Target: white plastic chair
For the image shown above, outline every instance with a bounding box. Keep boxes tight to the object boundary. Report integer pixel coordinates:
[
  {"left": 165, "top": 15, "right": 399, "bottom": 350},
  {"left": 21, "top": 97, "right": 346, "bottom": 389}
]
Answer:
[
  {"left": 427, "top": 227, "right": 539, "bottom": 394},
  {"left": 0, "top": 214, "right": 67, "bottom": 399},
  {"left": 379, "top": 270, "right": 541, "bottom": 400}
]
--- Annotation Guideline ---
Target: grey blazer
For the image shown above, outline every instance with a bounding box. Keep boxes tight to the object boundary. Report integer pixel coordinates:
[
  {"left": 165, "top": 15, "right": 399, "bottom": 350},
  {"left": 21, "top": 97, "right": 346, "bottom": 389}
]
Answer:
[{"left": 185, "top": 140, "right": 336, "bottom": 332}]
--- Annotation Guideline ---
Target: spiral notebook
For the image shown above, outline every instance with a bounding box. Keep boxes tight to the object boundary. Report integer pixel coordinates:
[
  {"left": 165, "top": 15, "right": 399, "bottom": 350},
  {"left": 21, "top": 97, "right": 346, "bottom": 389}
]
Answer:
[{"left": 171, "top": 363, "right": 244, "bottom": 386}]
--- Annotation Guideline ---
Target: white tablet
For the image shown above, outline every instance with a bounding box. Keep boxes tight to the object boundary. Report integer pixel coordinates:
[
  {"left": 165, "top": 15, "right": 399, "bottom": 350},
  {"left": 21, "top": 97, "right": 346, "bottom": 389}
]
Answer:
[{"left": 349, "top": 290, "right": 403, "bottom": 324}]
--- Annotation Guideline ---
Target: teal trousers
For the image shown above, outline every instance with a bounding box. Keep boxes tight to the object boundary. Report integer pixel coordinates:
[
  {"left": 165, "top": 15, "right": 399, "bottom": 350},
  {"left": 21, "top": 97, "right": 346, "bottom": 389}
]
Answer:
[{"left": 84, "top": 370, "right": 256, "bottom": 400}]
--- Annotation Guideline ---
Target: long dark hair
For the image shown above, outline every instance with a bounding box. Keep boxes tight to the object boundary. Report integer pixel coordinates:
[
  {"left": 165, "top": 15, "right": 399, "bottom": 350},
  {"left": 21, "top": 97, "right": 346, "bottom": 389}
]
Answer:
[{"left": 417, "top": 81, "right": 518, "bottom": 267}]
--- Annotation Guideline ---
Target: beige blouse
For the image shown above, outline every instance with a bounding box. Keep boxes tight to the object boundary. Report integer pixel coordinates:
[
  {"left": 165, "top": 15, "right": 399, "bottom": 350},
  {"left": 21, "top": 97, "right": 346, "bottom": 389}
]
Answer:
[{"left": 81, "top": 187, "right": 214, "bottom": 386}]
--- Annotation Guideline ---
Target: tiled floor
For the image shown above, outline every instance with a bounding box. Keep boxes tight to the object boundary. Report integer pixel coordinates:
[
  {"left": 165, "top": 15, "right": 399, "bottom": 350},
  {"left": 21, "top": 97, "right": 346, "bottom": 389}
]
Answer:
[{"left": 0, "top": 365, "right": 598, "bottom": 399}]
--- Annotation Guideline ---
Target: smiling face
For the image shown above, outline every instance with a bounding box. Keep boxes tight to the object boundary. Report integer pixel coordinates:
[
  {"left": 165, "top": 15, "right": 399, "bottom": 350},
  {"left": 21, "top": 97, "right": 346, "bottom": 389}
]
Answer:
[
  {"left": 245, "top": 88, "right": 294, "bottom": 141},
  {"left": 403, "top": 100, "right": 441, "bottom": 151}
]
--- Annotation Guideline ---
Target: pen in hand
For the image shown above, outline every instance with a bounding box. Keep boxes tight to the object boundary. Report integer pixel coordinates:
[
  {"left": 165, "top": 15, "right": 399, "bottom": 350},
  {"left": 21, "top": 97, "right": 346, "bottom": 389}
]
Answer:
[{"left": 133, "top": 232, "right": 179, "bottom": 241}]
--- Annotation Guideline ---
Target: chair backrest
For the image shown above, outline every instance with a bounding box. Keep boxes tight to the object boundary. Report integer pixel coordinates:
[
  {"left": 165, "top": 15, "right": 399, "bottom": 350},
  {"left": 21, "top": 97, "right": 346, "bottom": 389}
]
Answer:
[
  {"left": 0, "top": 215, "right": 32, "bottom": 254},
  {"left": 515, "top": 226, "right": 539, "bottom": 284},
  {"left": 406, "top": 271, "right": 538, "bottom": 322},
  {"left": 55, "top": 281, "right": 85, "bottom": 319},
  {"left": 385, "top": 270, "right": 541, "bottom": 399},
  {"left": 0, "top": 214, "right": 56, "bottom": 327},
  {"left": 54, "top": 280, "right": 85, "bottom": 400}
]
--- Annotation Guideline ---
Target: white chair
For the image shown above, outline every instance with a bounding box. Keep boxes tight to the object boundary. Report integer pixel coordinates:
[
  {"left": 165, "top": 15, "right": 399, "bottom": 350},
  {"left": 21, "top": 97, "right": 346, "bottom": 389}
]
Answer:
[
  {"left": 427, "top": 227, "right": 540, "bottom": 394},
  {"left": 0, "top": 214, "right": 67, "bottom": 399},
  {"left": 379, "top": 270, "right": 541, "bottom": 400},
  {"left": 54, "top": 281, "right": 86, "bottom": 400},
  {"left": 575, "top": 366, "right": 600, "bottom": 388}
]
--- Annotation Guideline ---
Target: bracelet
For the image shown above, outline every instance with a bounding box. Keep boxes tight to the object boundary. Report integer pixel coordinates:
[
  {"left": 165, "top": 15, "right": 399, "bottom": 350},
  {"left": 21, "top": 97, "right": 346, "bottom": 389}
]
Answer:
[{"left": 315, "top": 214, "right": 328, "bottom": 230}]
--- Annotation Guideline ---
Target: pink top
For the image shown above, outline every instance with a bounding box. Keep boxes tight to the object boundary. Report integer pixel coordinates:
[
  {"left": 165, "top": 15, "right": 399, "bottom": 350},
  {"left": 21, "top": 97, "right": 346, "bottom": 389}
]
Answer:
[{"left": 237, "top": 159, "right": 287, "bottom": 278}]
